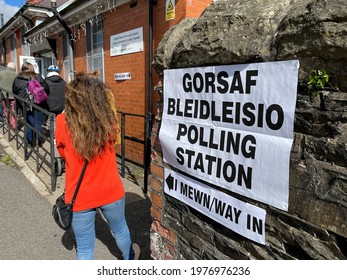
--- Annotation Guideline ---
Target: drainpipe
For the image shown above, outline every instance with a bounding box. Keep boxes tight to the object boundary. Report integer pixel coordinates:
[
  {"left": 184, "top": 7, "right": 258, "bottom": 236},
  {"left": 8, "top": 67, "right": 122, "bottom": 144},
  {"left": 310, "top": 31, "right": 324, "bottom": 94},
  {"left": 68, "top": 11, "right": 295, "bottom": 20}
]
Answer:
[
  {"left": 50, "top": 0, "right": 75, "bottom": 80},
  {"left": 148, "top": 0, "right": 154, "bottom": 118},
  {"left": 144, "top": 0, "right": 154, "bottom": 193}
]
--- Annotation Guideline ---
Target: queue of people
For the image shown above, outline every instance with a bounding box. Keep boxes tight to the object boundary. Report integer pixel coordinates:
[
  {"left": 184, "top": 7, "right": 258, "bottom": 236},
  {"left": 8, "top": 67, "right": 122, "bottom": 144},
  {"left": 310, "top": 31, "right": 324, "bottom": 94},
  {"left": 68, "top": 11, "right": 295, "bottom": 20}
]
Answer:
[
  {"left": 1, "top": 62, "right": 140, "bottom": 260},
  {"left": 6, "top": 62, "right": 66, "bottom": 146}
]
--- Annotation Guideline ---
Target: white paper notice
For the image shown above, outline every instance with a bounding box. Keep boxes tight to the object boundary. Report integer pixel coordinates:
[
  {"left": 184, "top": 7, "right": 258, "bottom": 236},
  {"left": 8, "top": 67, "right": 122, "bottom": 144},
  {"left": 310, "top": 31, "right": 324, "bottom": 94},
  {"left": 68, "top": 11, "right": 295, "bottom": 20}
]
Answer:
[
  {"left": 160, "top": 60, "right": 299, "bottom": 211},
  {"left": 164, "top": 169, "right": 267, "bottom": 244}
]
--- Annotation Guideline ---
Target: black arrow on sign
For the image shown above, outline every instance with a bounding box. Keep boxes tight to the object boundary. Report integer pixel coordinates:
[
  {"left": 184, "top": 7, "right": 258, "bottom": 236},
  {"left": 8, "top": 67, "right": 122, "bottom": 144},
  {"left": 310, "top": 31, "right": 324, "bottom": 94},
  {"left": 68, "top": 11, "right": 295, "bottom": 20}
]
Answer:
[{"left": 166, "top": 173, "right": 174, "bottom": 191}]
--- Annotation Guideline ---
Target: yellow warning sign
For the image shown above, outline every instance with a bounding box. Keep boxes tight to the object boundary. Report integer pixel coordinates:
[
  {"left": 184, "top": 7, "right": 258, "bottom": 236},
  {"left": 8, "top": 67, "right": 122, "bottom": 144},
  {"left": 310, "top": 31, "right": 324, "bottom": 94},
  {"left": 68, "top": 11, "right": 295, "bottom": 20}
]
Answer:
[{"left": 166, "top": 0, "right": 175, "bottom": 21}]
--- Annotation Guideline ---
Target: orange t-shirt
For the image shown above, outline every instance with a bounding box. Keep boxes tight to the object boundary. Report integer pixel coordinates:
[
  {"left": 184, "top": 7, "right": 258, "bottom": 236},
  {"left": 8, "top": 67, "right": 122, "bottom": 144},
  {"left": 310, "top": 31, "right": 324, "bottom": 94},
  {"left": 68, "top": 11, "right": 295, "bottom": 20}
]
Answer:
[{"left": 55, "top": 113, "right": 125, "bottom": 212}]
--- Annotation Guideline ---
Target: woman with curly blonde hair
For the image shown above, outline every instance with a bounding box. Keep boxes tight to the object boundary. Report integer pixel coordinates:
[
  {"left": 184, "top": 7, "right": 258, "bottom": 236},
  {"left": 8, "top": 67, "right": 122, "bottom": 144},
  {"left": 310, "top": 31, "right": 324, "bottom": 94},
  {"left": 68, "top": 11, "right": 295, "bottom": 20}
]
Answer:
[{"left": 55, "top": 72, "right": 140, "bottom": 260}]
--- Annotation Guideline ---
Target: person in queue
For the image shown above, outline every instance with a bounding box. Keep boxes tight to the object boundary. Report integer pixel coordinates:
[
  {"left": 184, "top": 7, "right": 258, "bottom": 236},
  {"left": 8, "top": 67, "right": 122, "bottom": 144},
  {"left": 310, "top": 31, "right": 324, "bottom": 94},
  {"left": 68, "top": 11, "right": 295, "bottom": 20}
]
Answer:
[
  {"left": 45, "top": 65, "right": 66, "bottom": 116},
  {"left": 12, "top": 62, "right": 49, "bottom": 147},
  {"left": 55, "top": 72, "right": 140, "bottom": 260}
]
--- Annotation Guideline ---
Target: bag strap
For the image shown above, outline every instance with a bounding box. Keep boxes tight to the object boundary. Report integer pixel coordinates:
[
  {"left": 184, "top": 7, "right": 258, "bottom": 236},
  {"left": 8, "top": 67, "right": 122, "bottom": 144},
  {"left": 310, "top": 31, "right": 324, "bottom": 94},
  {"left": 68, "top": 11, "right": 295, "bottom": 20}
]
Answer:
[{"left": 70, "top": 159, "right": 88, "bottom": 207}]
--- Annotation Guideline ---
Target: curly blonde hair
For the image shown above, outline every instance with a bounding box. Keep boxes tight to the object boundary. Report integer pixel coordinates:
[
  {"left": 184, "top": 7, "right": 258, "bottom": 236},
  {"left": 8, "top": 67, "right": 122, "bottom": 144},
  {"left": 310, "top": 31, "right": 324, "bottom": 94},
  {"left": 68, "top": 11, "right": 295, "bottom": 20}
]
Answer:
[{"left": 65, "top": 72, "right": 119, "bottom": 160}]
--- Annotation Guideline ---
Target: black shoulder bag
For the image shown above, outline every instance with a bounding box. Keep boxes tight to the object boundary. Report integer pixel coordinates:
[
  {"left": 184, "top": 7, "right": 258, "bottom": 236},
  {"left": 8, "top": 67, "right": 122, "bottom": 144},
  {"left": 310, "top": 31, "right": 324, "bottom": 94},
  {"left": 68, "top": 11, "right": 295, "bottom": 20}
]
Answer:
[{"left": 52, "top": 160, "right": 88, "bottom": 230}]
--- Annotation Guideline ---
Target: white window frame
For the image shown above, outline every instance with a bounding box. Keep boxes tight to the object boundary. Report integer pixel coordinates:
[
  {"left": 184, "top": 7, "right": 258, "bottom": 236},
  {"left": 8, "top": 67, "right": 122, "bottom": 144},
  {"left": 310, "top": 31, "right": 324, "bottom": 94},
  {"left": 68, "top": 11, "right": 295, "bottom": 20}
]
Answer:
[
  {"left": 86, "top": 16, "right": 104, "bottom": 81},
  {"left": 19, "top": 55, "right": 47, "bottom": 78}
]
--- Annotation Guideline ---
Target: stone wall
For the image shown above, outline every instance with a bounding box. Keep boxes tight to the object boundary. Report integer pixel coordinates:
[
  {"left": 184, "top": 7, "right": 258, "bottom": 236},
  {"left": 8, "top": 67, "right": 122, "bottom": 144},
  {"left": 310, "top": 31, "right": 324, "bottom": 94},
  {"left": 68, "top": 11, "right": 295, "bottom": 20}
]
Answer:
[{"left": 149, "top": 0, "right": 347, "bottom": 259}]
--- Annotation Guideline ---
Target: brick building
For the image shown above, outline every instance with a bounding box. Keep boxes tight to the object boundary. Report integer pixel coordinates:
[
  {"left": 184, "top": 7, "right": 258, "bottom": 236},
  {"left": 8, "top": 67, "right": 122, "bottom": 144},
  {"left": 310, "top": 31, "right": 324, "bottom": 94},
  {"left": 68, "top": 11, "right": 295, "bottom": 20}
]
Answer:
[{"left": 0, "top": 0, "right": 212, "bottom": 166}]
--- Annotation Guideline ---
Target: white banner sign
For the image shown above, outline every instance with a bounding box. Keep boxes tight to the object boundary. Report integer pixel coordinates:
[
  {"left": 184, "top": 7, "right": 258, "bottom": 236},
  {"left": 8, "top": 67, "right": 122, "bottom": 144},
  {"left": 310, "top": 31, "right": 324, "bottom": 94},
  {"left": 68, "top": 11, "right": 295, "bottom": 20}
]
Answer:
[
  {"left": 110, "top": 27, "right": 143, "bottom": 56},
  {"left": 164, "top": 169, "right": 266, "bottom": 244},
  {"left": 159, "top": 60, "right": 299, "bottom": 211}
]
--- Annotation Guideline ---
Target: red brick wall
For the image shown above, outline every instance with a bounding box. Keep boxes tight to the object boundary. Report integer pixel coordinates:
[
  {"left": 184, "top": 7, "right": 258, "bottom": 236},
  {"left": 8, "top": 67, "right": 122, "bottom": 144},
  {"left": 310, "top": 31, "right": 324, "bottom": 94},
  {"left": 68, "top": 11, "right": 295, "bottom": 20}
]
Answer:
[
  {"left": 69, "top": 0, "right": 211, "bottom": 166},
  {"left": 152, "top": 0, "right": 212, "bottom": 67},
  {"left": 5, "top": 39, "right": 11, "bottom": 66},
  {"left": 104, "top": 2, "right": 147, "bottom": 116},
  {"left": 103, "top": 1, "right": 149, "bottom": 164},
  {"left": 149, "top": 0, "right": 212, "bottom": 260},
  {"left": 16, "top": 29, "right": 23, "bottom": 70},
  {"left": 55, "top": 34, "right": 64, "bottom": 76},
  {"left": 186, "top": 0, "right": 212, "bottom": 17},
  {"left": 151, "top": 0, "right": 212, "bottom": 118},
  {"left": 1, "top": 0, "right": 211, "bottom": 167},
  {"left": 73, "top": 34, "right": 87, "bottom": 74}
]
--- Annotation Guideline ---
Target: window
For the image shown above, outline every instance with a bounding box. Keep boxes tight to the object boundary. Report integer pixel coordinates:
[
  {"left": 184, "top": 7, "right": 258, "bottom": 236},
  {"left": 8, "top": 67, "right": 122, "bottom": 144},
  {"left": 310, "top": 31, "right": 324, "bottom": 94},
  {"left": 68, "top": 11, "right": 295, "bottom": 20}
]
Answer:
[{"left": 86, "top": 16, "right": 104, "bottom": 80}]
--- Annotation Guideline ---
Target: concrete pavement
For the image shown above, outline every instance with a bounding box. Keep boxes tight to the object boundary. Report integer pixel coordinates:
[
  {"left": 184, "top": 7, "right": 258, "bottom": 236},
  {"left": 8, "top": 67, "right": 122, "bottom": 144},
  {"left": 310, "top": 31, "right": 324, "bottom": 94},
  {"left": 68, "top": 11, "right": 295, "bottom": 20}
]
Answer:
[{"left": 0, "top": 133, "right": 152, "bottom": 260}]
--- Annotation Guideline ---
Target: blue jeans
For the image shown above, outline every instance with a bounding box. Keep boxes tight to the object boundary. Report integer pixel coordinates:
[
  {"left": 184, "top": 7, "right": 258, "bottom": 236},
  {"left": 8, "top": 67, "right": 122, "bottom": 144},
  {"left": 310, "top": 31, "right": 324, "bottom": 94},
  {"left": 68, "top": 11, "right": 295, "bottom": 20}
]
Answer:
[
  {"left": 26, "top": 109, "right": 43, "bottom": 142},
  {"left": 71, "top": 197, "right": 134, "bottom": 260}
]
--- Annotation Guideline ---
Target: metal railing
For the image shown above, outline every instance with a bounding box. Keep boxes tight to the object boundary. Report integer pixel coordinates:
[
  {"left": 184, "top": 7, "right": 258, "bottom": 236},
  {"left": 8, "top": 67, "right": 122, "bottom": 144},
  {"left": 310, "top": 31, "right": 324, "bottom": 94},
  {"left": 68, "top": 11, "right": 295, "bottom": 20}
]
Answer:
[
  {"left": 0, "top": 88, "right": 57, "bottom": 189},
  {"left": 118, "top": 111, "right": 149, "bottom": 193},
  {"left": 1, "top": 88, "right": 149, "bottom": 193}
]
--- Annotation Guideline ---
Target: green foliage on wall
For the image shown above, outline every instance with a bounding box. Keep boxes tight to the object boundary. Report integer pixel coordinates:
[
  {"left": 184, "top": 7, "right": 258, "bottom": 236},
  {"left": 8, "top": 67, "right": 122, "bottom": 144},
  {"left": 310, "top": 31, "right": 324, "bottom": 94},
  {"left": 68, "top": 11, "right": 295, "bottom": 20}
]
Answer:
[{"left": 306, "top": 69, "right": 339, "bottom": 99}]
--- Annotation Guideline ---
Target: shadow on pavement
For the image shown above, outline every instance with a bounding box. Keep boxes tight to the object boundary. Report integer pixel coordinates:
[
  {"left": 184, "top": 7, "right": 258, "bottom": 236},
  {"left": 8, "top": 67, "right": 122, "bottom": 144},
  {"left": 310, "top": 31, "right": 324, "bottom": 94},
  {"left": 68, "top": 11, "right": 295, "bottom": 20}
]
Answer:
[{"left": 57, "top": 192, "right": 152, "bottom": 260}]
